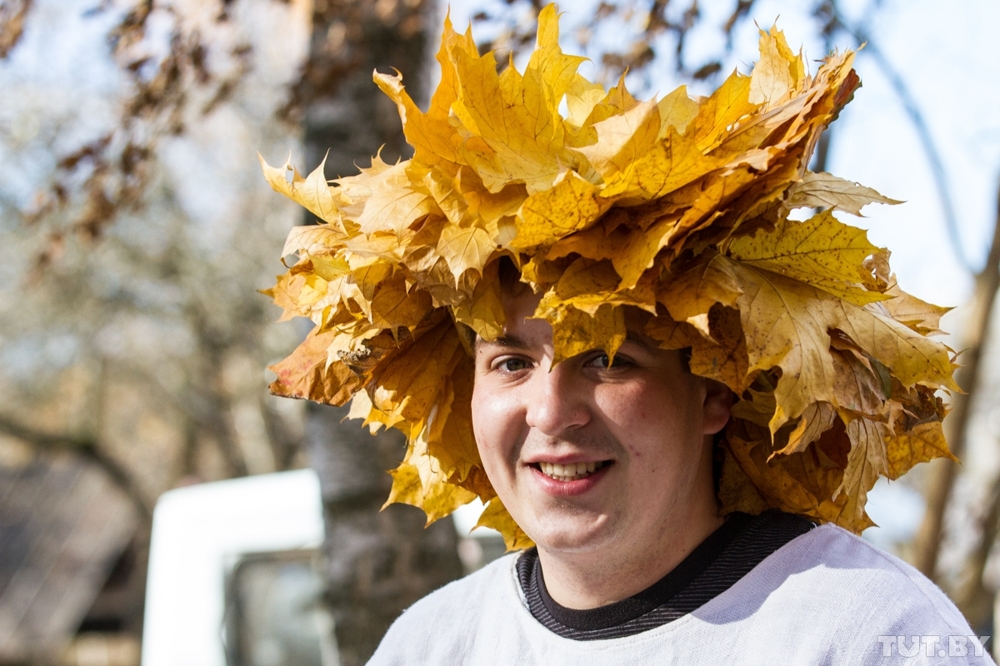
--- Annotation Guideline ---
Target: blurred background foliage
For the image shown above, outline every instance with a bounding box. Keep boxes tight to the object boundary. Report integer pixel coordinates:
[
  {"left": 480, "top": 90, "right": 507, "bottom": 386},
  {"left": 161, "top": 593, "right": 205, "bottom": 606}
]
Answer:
[{"left": 0, "top": 0, "right": 998, "bottom": 664}]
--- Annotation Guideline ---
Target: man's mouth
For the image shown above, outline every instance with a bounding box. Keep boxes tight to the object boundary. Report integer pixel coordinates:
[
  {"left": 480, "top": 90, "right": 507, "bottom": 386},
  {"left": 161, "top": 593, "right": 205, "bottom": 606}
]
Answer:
[{"left": 533, "top": 460, "right": 611, "bottom": 482}]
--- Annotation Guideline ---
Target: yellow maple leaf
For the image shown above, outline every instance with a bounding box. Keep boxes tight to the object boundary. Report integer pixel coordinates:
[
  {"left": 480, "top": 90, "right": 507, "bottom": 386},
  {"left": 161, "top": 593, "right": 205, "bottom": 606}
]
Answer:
[
  {"left": 887, "top": 421, "right": 956, "bottom": 480},
  {"left": 385, "top": 426, "right": 479, "bottom": 525},
  {"left": 874, "top": 282, "right": 951, "bottom": 335},
  {"left": 575, "top": 99, "right": 661, "bottom": 181},
  {"left": 689, "top": 68, "right": 753, "bottom": 153},
  {"left": 421, "top": 164, "right": 468, "bottom": 227},
  {"left": 367, "top": 272, "right": 433, "bottom": 330},
  {"left": 475, "top": 497, "right": 535, "bottom": 551},
  {"left": 369, "top": 316, "right": 465, "bottom": 428},
  {"left": 749, "top": 25, "right": 806, "bottom": 106},
  {"left": 689, "top": 305, "right": 752, "bottom": 393},
  {"left": 535, "top": 296, "right": 627, "bottom": 367},
  {"left": 564, "top": 73, "right": 607, "bottom": 128},
  {"left": 425, "top": 356, "right": 485, "bottom": 489},
  {"left": 512, "top": 170, "right": 610, "bottom": 251},
  {"left": 601, "top": 125, "right": 719, "bottom": 201},
  {"left": 259, "top": 153, "right": 343, "bottom": 227},
  {"left": 450, "top": 260, "right": 506, "bottom": 340},
  {"left": 727, "top": 211, "right": 891, "bottom": 306},
  {"left": 280, "top": 224, "right": 346, "bottom": 259},
  {"left": 657, "top": 255, "right": 743, "bottom": 338},
  {"left": 354, "top": 161, "right": 436, "bottom": 239},
  {"left": 665, "top": 253, "right": 956, "bottom": 434},
  {"left": 371, "top": 12, "right": 473, "bottom": 166},
  {"left": 262, "top": 271, "right": 310, "bottom": 322},
  {"left": 436, "top": 223, "right": 497, "bottom": 284},
  {"left": 450, "top": 5, "right": 584, "bottom": 193},
  {"left": 656, "top": 86, "right": 700, "bottom": 137}
]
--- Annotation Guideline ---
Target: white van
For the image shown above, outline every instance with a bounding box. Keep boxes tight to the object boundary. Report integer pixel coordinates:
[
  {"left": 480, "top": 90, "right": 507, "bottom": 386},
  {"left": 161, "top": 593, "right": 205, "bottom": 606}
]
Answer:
[{"left": 141, "top": 470, "right": 500, "bottom": 666}]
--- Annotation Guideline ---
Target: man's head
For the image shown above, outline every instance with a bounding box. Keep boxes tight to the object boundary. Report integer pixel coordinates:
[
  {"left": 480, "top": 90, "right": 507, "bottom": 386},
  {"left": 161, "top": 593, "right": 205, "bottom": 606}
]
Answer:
[
  {"left": 263, "top": 5, "right": 957, "bottom": 549},
  {"left": 471, "top": 285, "right": 731, "bottom": 557}
]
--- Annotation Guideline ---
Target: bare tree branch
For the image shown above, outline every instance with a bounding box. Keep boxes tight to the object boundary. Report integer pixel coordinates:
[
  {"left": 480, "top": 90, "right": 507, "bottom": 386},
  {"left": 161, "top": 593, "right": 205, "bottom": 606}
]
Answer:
[
  {"left": 0, "top": 0, "right": 32, "bottom": 58},
  {"left": 842, "top": 23, "right": 975, "bottom": 274},
  {"left": 915, "top": 177, "right": 1000, "bottom": 585}
]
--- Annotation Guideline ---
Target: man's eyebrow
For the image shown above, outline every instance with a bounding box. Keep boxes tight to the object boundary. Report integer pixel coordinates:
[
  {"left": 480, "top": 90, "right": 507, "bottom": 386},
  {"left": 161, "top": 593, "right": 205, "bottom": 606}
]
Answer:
[
  {"left": 474, "top": 334, "right": 530, "bottom": 352},
  {"left": 622, "top": 331, "right": 657, "bottom": 353}
]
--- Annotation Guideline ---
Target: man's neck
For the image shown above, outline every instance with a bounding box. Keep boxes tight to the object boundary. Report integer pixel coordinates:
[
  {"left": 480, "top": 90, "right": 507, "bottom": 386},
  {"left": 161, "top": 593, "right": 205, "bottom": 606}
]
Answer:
[{"left": 535, "top": 508, "right": 724, "bottom": 610}]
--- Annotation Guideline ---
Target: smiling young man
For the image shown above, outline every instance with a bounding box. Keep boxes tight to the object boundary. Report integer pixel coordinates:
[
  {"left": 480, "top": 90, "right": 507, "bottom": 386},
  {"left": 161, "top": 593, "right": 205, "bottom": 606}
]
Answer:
[
  {"left": 262, "top": 6, "right": 993, "bottom": 665},
  {"left": 362, "top": 276, "right": 987, "bottom": 665},
  {"left": 471, "top": 280, "right": 733, "bottom": 612}
]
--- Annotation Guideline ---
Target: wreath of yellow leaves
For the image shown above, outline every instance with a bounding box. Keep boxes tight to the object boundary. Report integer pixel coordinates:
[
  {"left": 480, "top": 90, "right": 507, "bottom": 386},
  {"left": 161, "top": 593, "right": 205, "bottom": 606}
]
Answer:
[{"left": 261, "top": 5, "right": 959, "bottom": 550}]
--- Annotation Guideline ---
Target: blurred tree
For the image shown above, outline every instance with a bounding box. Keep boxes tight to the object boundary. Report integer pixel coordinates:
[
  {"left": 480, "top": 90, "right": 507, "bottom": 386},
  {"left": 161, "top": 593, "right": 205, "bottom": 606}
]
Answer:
[
  {"left": 283, "top": 1, "right": 466, "bottom": 662},
  {"left": 0, "top": 0, "right": 317, "bottom": 659}
]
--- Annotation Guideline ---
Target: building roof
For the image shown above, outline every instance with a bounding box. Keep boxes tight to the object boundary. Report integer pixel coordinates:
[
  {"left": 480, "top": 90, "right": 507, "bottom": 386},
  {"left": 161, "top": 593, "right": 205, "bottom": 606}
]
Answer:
[{"left": 0, "top": 452, "right": 138, "bottom": 662}]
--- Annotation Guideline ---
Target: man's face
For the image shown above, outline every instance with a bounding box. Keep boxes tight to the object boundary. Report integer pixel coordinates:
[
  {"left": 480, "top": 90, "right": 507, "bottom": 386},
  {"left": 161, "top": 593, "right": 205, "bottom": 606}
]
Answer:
[{"left": 471, "top": 289, "right": 730, "bottom": 557}]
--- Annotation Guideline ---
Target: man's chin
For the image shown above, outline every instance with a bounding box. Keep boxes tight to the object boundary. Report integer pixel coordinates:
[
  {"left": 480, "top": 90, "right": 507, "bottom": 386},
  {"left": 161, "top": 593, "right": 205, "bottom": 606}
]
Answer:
[{"left": 523, "top": 514, "right": 616, "bottom": 555}]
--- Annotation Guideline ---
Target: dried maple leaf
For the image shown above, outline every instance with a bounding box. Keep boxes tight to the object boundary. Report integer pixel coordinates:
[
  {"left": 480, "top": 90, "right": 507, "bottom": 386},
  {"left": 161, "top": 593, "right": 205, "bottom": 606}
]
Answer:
[{"left": 785, "top": 171, "right": 903, "bottom": 216}]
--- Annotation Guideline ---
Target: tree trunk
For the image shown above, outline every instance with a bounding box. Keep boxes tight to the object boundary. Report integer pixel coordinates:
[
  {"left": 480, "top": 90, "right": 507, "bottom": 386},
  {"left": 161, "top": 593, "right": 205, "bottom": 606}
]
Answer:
[
  {"left": 304, "top": 405, "right": 463, "bottom": 664},
  {"left": 912, "top": 178, "right": 1000, "bottom": 586},
  {"left": 940, "top": 182, "right": 1000, "bottom": 632},
  {"left": 295, "top": 0, "right": 430, "bottom": 172},
  {"left": 297, "top": 2, "right": 464, "bottom": 664}
]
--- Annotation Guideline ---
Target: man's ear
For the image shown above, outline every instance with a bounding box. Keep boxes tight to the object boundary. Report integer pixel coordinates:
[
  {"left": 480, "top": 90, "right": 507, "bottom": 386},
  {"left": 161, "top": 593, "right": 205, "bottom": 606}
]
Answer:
[{"left": 702, "top": 379, "right": 733, "bottom": 435}]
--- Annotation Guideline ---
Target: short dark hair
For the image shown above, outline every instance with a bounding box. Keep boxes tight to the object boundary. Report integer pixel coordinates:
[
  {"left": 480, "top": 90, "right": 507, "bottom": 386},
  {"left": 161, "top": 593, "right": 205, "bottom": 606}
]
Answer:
[{"left": 496, "top": 256, "right": 530, "bottom": 297}]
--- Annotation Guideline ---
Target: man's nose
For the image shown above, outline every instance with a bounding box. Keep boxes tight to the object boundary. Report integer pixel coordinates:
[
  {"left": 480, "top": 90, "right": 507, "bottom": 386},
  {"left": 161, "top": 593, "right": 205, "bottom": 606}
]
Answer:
[{"left": 523, "top": 361, "right": 590, "bottom": 436}]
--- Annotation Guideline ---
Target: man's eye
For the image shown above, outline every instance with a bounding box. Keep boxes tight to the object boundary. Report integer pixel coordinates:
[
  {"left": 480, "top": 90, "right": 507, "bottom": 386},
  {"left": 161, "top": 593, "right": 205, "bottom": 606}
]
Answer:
[
  {"left": 496, "top": 357, "right": 530, "bottom": 372},
  {"left": 586, "top": 353, "right": 628, "bottom": 369}
]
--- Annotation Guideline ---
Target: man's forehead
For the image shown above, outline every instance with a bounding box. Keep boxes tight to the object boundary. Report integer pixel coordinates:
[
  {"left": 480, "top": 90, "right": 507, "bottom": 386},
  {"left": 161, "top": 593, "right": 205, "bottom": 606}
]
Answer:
[{"left": 474, "top": 303, "right": 549, "bottom": 352}]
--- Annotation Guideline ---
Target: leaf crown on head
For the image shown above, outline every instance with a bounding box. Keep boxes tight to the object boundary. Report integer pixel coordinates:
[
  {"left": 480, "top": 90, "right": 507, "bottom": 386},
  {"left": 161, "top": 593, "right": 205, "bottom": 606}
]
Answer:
[{"left": 261, "top": 5, "right": 958, "bottom": 549}]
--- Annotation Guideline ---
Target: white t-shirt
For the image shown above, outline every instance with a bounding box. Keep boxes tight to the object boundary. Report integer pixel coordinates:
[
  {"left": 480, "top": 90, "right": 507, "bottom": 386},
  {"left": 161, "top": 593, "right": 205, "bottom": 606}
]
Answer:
[{"left": 368, "top": 523, "right": 994, "bottom": 665}]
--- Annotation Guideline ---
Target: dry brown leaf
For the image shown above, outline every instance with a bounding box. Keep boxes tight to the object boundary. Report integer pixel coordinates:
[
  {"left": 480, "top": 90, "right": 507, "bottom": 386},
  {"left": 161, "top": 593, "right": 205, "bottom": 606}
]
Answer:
[
  {"left": 874, "top": 282, "right": 951, "bottom": 335},
  {"left": 774, "top": 401, "right": 838, "bottom": 458},
  {"left": 268, "top": 329, "right": 361, "bottom": 406},
  {"left": 785, "top": 171, "right": 902, "bottom": 216},
  {"left": 887, "top": 421, "right": 956, "bottom": 480},
  {"left": 748, "top": 25, "right": 805, "bottom": 106},
  {"left": 689, "top": 305, "right": 752, "bottom": 393},
  {"left": 831, "top": 417, "right": 890, "bottom": 528}
]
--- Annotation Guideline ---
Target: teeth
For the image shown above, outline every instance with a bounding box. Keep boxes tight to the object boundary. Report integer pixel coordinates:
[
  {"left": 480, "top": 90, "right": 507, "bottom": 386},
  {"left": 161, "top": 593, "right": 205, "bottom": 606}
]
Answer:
[{"left": 537, "top": 460, "right": 607, "bottom": 481}]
